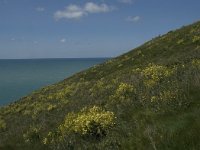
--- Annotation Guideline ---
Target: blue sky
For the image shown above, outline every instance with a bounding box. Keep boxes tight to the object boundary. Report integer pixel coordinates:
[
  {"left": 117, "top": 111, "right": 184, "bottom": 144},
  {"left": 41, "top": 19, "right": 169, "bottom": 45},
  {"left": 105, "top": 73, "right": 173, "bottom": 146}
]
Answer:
[{"left": 0, "top": 0, "right": 200, "bottom": 59}]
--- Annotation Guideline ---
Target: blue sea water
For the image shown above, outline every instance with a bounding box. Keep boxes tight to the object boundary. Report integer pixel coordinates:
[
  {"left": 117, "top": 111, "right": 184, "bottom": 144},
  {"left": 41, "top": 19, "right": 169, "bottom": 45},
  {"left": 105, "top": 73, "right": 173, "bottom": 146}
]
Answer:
[{"left": 0, "top": 58, "right": 108, "bottom": 106}]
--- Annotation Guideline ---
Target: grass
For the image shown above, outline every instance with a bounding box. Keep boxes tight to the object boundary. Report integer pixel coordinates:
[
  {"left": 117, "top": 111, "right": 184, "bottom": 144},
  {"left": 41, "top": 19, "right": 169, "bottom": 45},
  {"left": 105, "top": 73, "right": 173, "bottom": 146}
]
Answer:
[{"left": 0, "top": 21, "right": 200, "bottom": 150}]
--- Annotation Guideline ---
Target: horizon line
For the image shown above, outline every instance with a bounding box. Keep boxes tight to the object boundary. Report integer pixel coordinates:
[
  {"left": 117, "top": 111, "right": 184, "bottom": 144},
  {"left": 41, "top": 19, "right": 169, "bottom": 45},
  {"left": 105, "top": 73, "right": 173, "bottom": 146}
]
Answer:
[{"left": 0, "top": 57, "right": 113, "bottom": 60}]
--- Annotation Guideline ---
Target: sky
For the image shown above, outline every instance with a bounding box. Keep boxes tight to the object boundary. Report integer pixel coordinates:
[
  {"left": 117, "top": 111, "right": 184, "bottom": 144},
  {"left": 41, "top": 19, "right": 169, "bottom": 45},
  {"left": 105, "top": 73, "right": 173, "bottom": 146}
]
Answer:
[{"left": 0, "top": 0, "right": 200, "bottom": 59}]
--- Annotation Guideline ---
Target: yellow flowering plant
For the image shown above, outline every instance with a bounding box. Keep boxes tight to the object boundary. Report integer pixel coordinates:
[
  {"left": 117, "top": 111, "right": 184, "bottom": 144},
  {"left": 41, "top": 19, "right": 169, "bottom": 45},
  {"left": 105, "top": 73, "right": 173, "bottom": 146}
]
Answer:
[
  {"left": 43, "top": 106, "right": 115, "bottom": 146},
  {"left": 141, "top": 64, "right": 174, "bottom": 87},
  {"left": 110, "top": 83, "right": 136, "bottom": 103},
  {"left": 59, "top": 106, "right": 115, "bottom": 137}
]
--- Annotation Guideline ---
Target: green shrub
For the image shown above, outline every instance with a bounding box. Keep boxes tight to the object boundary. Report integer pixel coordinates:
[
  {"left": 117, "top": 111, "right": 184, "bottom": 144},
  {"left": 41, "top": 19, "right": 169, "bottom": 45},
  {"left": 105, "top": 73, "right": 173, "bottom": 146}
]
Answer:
[
  {"left": 0, "top": 117, "right": 6, "bottom": 130},
  {"left": 23, "top": 126, "right": 41, "bottom": 143}
]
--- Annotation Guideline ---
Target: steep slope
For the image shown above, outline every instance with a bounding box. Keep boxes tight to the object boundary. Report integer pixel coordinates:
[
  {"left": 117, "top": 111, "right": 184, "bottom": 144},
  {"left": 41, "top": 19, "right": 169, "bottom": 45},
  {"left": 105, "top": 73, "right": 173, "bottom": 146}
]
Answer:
[{"left": 0, "top": 21, "right": 200, "bottom": 150}]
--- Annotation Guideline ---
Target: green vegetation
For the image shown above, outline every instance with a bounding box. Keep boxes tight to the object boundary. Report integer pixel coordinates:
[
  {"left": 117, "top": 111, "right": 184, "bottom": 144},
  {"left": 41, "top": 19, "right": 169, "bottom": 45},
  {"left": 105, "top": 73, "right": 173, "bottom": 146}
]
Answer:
[
  {"left": 0, "top": 116, "right": 6, "bottom": 131},
  {"left": 42, "top": 106, "right": 115, "bottom": 149},
  {"left": 0, "top": 21, "right": 200, "bottom": 150}
]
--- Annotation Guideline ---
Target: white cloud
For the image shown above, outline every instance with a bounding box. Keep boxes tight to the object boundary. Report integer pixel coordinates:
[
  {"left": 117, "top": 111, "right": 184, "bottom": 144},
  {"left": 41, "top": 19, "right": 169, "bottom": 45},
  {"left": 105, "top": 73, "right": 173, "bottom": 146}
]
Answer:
[
  {"left": 84, "top": 2, "right": 112, "bottom": 13},
  {"left": 126, "top": 16, "right": 140, "bottom": 22},
  {"left": 119, "top": 0, "right": 133, "bottom": 4},
  {"left": 54, "top": 5, "right": 85, "bottom": 20},
  {"left": 36, "top": 7, "right": 45, "bottom": 12},
  {"left": 60, "top": 38, "right": 66, "bottom": 43},
  {"left": 54, "top": 2, "right": 114, "bottom": 20}
]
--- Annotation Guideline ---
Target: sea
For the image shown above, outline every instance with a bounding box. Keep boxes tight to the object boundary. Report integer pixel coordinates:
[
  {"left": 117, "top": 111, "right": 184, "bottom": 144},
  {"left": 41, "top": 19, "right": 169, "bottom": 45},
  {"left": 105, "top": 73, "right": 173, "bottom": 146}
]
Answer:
[{"left": 0, "top": 58, "right": 108, "bottom": 106}]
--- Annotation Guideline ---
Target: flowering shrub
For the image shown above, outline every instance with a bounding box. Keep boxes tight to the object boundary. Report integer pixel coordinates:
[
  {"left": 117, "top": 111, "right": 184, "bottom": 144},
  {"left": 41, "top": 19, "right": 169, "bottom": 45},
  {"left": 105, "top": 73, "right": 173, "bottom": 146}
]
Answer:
[
  {"left": 141, "top": 64, "right": 173, "bottom": 87},
  {"left": 46, "top": 85, "right": 74, "bottom": 101},
  {"left": 47, "top": 104, "right": 57, "bottom": 111},
  {"left": 42, "top": 131, "right": 62, "bottom": 145},
  {"left": 59, "top": 106, "right": 115, "bottom": 137},
  {"left": 150, "top": 89, "right": 179, "bottom": 103},
  {"left": 192, "top": 36, "right": 200, "bottom": 43},
  {"left": 192, "top": 59, "right": 200, "bottom": 67},
  {"left": 110, "top": 83, "right": 135, "bottom": 103},
  {"left": 177, "top": 39, "right": 184, "bottom": 44},
  {"left": 43, "top": 106, "right": 115, "bottom": 146},
  {"left": 159, "top": 90, "right": 178, "bottom": 101}
]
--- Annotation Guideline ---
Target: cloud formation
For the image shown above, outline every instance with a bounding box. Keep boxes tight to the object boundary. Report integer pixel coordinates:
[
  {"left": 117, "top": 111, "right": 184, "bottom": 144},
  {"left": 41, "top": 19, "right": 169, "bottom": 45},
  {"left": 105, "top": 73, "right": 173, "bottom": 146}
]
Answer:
[
  {"left": 54, "top": 5, "right": 85, "bottom": 20},
  {"left": 126, "top": 16, "right": 140, "bottom": 22},
  {"left": 54, "top": 2, "right": 114, "bottom": 20},
  {"left": 85, "top": 2, "right": 111, "bottom": 13}
]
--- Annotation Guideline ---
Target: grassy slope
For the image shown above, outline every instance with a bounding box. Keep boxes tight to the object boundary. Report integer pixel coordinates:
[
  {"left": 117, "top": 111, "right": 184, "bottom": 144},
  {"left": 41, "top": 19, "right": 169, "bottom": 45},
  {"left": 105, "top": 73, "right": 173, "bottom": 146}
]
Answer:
[{"left": 0, "top": 21, "right": 200, "bottom": 150}]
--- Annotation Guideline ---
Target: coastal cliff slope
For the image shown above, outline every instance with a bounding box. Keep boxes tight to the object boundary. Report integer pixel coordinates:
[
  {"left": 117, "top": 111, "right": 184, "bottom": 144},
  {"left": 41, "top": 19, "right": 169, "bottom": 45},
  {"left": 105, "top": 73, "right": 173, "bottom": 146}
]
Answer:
[{"left": 0, "top": 21, "right": 200, "bottom": 150}]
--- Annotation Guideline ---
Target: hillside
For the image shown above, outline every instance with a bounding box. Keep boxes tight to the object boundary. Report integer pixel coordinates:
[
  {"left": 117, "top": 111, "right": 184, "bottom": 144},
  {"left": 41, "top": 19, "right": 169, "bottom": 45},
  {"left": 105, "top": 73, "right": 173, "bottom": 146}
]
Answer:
[{"left": 0, "top": 21, "right": 200, "bottom": 150}]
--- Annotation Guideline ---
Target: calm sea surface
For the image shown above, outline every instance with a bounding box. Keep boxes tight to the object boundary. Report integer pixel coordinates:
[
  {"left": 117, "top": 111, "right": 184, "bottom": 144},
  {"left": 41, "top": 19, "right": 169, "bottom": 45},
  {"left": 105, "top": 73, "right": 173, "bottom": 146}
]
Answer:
[{"left": 0, "top": 58, "right": 108, "bottom": 106}]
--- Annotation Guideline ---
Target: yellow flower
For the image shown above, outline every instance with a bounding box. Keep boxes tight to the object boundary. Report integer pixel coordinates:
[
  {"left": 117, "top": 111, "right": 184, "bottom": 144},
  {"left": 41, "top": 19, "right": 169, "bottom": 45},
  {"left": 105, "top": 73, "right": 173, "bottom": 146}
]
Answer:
[
  {"left": 59, "top": 106, "right": 115, "bottom": 136},
  {"left": 192, "top": 36, "right": 200, "bottom": 43},
  {"left": 110, "top": 83, "right": 135, "bottom": 103},
  {"left": 151, "top": 96, "right": 157, "bottom": 102},
  {"left": 142, "top": 64, "right": 173, "bottom": 87},
  {"left": 43, "top": 138, "right": 48, "bottom": 145},
  {"left": 192, "top": 59, "right": 200, "bottom": 67},
  {"left": 47, "top": 104, "right": 57, "bottom": 111}
]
